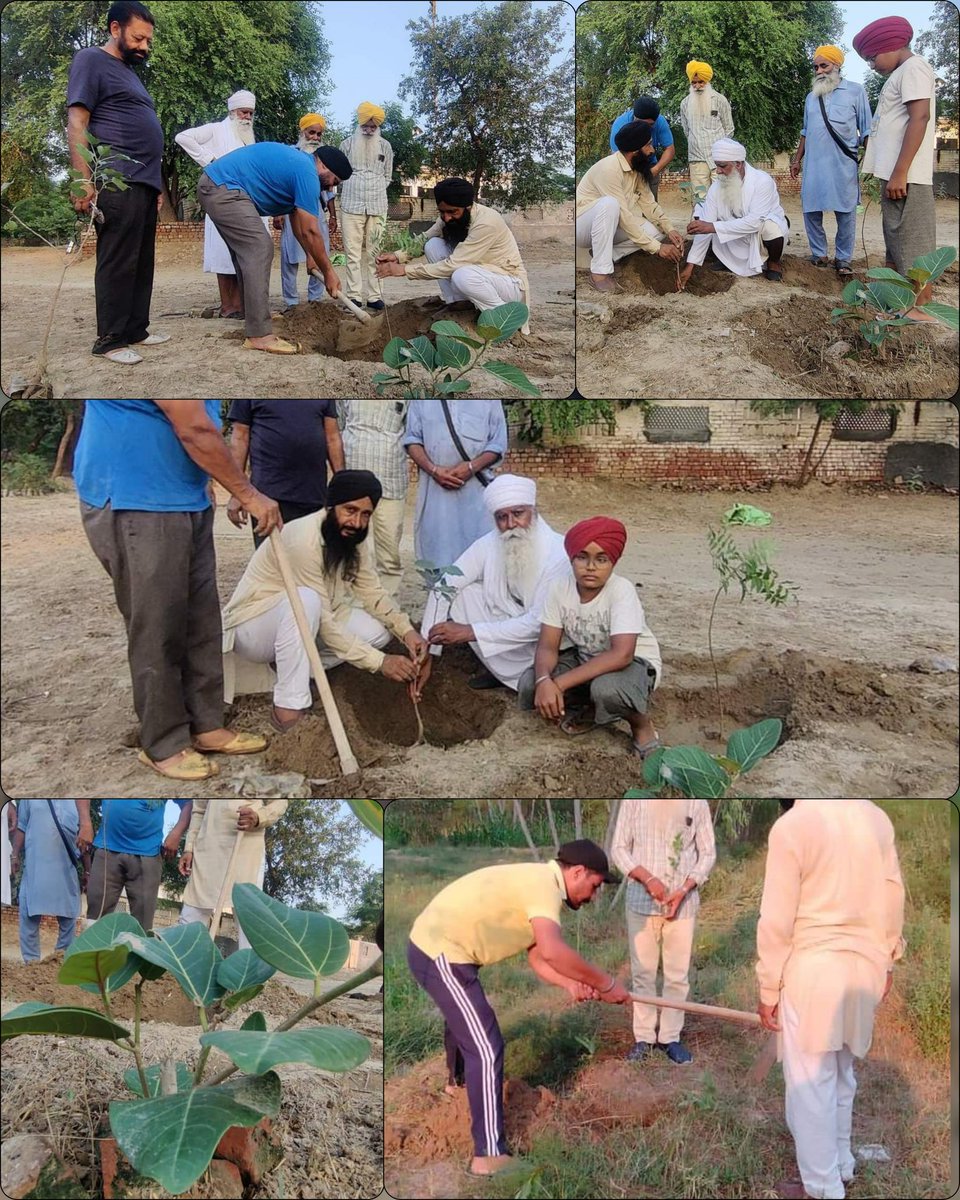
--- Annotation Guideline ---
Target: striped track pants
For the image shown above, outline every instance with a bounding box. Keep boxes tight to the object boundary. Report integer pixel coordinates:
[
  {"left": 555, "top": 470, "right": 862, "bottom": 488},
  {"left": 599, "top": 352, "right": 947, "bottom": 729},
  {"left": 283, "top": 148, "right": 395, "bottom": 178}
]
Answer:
[{"left": 407, "top": 939, "right": 508, "bottom": 1156}]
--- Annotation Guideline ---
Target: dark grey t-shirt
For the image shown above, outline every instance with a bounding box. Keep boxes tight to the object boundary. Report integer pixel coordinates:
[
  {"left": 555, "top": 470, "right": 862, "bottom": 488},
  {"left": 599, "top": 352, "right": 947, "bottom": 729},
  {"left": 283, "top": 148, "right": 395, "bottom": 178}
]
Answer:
[{"left": 66, "top": 47, "right": 164, "bottom": 191}]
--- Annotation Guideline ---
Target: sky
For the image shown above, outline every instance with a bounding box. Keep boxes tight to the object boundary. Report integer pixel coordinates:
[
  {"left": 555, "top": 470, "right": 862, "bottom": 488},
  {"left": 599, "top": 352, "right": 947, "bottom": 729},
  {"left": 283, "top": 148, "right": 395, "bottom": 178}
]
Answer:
[
  {"left": 162, "top": 800, "right": 382, "bottom": 921},
  {"left": 317, "top": 0, "right": 575, "bottom": 130}
]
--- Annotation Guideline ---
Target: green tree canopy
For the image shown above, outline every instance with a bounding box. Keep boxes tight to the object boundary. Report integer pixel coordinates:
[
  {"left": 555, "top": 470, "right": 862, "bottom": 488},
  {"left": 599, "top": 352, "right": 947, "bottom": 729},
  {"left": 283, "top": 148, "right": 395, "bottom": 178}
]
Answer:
[
  {"left": 378, "top": 101, "right": 429, "bottom": 201},
  {"left": 915, "top": 0, "right": 959, "bottom": 125},
  {"left": 576, "top": 0, "right": 843, "bottom": 171},
  {"left": 400, "top": 0, "right": 573, "bottom": 206},
  {"left": 345, "top": 870, "right": 383, "bottom": 940}
]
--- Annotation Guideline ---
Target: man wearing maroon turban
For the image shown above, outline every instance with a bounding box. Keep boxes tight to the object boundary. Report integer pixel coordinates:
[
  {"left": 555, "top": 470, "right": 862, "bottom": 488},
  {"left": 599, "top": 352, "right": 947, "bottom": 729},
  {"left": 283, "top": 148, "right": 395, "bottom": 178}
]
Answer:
[
  {"left": 517, "top": 516, "right": 663, "bottom": 757},
  {"left": 853, "top": 15, "right": 938, "bottom": 321}
]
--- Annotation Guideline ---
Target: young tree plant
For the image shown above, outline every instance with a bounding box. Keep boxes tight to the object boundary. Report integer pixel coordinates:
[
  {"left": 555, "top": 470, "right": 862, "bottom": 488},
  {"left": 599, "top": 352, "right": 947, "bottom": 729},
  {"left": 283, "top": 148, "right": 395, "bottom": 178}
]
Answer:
[
  {"left": 0, "top": 885, "right": 381, "bottom": 1196},
  {"left": 410, "top": 560, "right": 464, "bottom": 745}
]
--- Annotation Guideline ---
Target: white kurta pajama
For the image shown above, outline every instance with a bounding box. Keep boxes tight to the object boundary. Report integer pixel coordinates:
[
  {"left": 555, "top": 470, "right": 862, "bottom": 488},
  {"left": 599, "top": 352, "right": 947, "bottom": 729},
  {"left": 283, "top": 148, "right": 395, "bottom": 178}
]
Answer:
[
  {"left": 686, "top": 162, "right": 789, "bottom": 276},
  {"left": 757, "top": 800, "right": 906, "bottom": 1200},
  {"left": 174, "top": 117, "right": 270, "bottom": 273},
  {"left": 419, "top": 519, "right": 571, "bottom": 690}
]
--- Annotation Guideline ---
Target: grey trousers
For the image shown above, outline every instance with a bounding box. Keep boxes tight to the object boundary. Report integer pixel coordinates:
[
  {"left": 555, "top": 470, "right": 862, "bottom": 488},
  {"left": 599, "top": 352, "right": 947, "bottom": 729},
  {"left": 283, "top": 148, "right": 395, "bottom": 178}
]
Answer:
[
  {"left": 517, "top": 647, "right": 655, "bottom": 724},
  {"left": 86, "top": 848, "right": 162, "bottom": 931},
  {"left": 81, "top": 502, "right": 224, "bottom": 760},
  {"left": 879, "top": 181, "right": 936, "bottom": 275},
  {"left": 198, "top": 175, "right": 275, "bottom": 337}
]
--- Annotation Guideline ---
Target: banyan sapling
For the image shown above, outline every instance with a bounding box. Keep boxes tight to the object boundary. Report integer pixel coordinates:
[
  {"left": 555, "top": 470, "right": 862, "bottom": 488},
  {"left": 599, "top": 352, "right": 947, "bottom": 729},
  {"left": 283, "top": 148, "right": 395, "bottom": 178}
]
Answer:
[{"left": 410, "top": 560, "right": 464, "bottom": 745}]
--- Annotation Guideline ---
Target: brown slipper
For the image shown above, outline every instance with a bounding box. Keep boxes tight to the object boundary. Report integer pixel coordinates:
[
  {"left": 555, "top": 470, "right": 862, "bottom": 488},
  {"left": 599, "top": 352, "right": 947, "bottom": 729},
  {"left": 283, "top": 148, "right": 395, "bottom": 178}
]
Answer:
[
  {"left": 587, "top": 273, "right": 621, "bottom": 293},
  {"left": 270, "top": 706, "right": 308, "bottom": 734}
]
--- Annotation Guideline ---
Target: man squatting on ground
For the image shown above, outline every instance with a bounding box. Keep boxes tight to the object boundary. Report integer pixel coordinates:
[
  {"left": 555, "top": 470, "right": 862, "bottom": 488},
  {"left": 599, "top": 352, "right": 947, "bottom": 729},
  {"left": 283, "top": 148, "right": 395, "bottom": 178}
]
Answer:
[
  {"left": 407, "top": 839, "right": 630, "bottom": 1176},
  {"left": 415, "top": 473, "right": 570, "bottom": 694}
]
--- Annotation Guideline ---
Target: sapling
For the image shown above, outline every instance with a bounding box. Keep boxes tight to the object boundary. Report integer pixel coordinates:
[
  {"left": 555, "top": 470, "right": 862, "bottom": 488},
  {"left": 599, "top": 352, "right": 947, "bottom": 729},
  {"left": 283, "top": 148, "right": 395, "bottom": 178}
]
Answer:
[
  {"left": 0, "top": 885, "right": 382, "bottom": 1195},
  {"left": 408, "top": 559, "right": 464, "bottom": 744},
  {"left": 625, "top": 717, "right": 784, "bottom": 800}
]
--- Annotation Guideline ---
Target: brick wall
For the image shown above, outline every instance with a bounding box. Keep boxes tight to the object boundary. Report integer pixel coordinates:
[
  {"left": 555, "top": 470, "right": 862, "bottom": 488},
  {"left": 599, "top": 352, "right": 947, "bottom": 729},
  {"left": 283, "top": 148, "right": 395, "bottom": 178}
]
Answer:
[
  {"left": 502, "top": 401, "right": 960, "bottom": 486},
  {"left": 80, "top": 221, "right": 346, "bottom": 260}
]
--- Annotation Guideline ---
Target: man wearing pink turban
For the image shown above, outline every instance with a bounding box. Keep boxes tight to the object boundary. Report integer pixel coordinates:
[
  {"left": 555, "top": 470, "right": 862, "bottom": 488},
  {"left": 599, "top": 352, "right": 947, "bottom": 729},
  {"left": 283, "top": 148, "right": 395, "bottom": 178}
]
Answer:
[
  {"left": 853, "top": 15, "right": 938, "bottom": 321},
  {"left": 518, "top": 516, "right": 663, "bottom": 758}
]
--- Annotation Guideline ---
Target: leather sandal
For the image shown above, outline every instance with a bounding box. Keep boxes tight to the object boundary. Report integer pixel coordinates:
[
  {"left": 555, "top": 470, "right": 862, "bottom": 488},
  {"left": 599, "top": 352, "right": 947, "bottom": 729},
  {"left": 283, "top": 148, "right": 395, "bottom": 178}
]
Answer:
[
  {"left": 191, "top": 731, "right": 268, "bottom": 755},
  {"left": 137, "top": 748, "right": 219, "bottom": 781},
  {"left": 242, "top": 337, "right": 302, "bottom": 354}
]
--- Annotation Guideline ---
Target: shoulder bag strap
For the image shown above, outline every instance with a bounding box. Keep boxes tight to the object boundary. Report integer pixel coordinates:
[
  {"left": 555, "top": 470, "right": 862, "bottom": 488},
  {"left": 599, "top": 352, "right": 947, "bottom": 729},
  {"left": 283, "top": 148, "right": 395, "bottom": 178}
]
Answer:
[
  {"left": 46, "top": 799, "right": 81, "bottom": 869},
  {"left": 439, "top": 399, "right": 492, "bottom": 486},
  {"left": 817, "top": 94, "right": 860, "bottom": 163}
]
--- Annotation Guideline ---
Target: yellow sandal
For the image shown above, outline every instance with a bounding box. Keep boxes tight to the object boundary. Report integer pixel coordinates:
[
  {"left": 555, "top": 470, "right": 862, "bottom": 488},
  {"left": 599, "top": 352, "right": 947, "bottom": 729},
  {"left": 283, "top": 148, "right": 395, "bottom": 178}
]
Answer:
[{"left": 137, "top": 748, "right": 219, "bottom": 781}]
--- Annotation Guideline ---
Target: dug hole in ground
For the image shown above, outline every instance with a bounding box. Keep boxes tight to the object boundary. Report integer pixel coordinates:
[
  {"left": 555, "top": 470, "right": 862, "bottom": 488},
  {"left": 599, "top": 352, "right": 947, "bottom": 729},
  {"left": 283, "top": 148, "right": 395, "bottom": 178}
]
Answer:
[
  {"left": 576, "top": 194, "right": 959, "bottom": 401},
  {"left": 0, "top": 912, "right": 383, "bottom": 1199},
  {"left": 0, "top": 477, "right": 957, "bottom": 799}
]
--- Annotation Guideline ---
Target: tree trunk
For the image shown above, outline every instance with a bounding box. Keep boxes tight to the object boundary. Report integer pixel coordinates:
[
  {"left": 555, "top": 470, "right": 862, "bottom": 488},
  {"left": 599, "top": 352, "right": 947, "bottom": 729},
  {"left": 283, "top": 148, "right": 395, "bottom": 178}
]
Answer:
[
  {"left": 545, "top": 799, "right": 560, "bottom": 854},
  {"left": 513, "top": 800, "right": 541, "bottom": 861},
  {"left": 798, "top": 412, "right": 825, "bottom": 486},
  {"left": 573, "top": 799, "right": 582, "bottom": 840},
  {"left": 51, "top": 406, "right": 76, "bottom": 478},
  {"left": 603, "top": 798, "right": 621, "bottom": 858},
  {"left": 809, "top": 429, "right": 836, "bottom": 482}
]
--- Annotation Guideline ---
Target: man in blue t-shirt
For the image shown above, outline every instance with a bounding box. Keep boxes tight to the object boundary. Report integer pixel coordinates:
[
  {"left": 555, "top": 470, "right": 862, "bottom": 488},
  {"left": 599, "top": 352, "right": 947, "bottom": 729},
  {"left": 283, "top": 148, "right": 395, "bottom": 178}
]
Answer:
[
  {"left": 198, "top": 142, "right": 353, "bottom": 355},
  {"left": 74, "top": 401, "right": 282, "bottom": 783},
  {"left": 67, "top": 1, "right": 168, "bottom": 366},
  {"left": 610, "top": 96, "right": 676, "bottom": 201},
  {"left": 77, "top": 799, "right": 191, "bottom": 931},
  {"left": 227, "top": 401, "right": 344, "bottom": 547}
]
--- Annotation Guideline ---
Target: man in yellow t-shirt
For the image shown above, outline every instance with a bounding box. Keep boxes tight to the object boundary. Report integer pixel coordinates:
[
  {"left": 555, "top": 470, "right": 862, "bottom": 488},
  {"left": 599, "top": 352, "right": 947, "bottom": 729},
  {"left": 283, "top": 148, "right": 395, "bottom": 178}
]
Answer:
[{"left": 407, "top": 839, "right": 630, "bottom": 1177}]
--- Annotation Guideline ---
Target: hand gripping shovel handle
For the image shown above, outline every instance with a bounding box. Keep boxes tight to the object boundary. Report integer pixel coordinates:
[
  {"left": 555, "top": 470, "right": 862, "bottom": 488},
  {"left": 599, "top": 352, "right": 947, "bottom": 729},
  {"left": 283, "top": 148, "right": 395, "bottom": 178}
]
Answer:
[
  {"left": 308, "top": 269, "right": 373, "bottom": 324},
  {"left": 268, "top": 529, "right": 360, "bottom": 776}
]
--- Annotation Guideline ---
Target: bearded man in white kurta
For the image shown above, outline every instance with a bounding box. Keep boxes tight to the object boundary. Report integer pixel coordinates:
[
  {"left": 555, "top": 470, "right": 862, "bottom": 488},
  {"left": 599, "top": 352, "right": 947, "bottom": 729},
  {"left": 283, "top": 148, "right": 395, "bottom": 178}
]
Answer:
[
  {"left": 678, "top": 137, "right": 790, "bottom": 289},
  {"left": 415, "top": 474, "right": 570, "bottom": 693},
  {"left": 178, "top": 799, "right": 288, "bottom": 950},
  {"left": 175, "top": 90, "right": 270, "bottom": 318},
  {"left": 756, "top": 800, "right": 905, "bottom": 1200}
]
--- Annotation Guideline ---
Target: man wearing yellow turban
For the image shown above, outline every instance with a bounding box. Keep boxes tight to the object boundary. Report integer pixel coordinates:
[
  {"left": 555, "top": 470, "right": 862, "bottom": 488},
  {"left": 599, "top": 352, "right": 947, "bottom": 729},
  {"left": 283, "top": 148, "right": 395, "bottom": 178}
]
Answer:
[
  {"left": 276, "top": 113, "right": 338, "bottom": 308},
  {"left": 679, "top": 60, "right": 735, "bottom": 205},
  {"left": 339, "top": 102, "right": 394, "bottom": 309},
  {"left": 789, "top": 47, "right": 872, "bottom": 279}
]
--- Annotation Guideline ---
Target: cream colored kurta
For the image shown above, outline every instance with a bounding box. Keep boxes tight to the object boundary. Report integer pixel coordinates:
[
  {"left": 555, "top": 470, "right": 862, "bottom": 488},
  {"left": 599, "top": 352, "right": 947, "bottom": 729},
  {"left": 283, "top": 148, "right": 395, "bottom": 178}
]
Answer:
[
  {"left": 576, "top": 152, "right": 676, "bottom": 254},
  {"left": 182, "top": 799, "right": 288, "bottom": 911},
  {"left": 757, "top": 800, "right": 905, "bottom": 1058}
]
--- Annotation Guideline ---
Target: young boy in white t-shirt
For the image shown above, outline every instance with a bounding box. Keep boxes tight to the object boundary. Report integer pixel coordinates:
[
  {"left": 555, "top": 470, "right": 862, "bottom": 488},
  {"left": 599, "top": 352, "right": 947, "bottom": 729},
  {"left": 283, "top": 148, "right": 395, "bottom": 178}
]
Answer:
[{"left": 517, "top": 516, "right": 661, "bottom": 757}]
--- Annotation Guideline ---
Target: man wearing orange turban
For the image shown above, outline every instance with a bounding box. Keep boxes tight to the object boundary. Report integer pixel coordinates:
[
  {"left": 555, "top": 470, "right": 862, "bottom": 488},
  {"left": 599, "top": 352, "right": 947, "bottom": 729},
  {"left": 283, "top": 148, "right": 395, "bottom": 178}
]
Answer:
[
  {"left": 854, "top": 15, "right": 938, "bottom": 321},
  {"left": 680, "top": 60, "right": 735, "bottom": 204},
  {"left": 339, "top": 102, "right": 394, "bottom": 309},
  {"left": 518, "top": 516, "right": 662, "bottom": 758}
]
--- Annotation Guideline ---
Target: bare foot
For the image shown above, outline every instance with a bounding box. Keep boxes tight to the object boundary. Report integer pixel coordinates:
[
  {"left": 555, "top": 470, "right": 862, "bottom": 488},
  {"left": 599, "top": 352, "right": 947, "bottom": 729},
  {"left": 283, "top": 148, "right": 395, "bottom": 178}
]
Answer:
[
  {"left": 470, "top": 1154, "right": 513, "bottom": 1176},
  {"left": 152, "top": 748, "right": 206, "bottom": 771},
  {"left": 246, "top": 334, "right": 285, "bottom": 349},
  {"left": 442, "top": 1084, "right": 461, "bottom": 1099},
  {"left": 901, "top": 306, "right": 938, "bottom": 323},
  {"left": 191, "top": 727, "right": 242, "bottom": 751}
]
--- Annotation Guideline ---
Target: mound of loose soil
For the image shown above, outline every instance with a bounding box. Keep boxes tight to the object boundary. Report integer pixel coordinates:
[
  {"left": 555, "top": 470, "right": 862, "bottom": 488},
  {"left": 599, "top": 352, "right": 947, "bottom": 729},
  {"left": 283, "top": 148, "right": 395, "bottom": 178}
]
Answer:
[{"left": 568, "top": 1058, "right": 671, "bottom": 1129}]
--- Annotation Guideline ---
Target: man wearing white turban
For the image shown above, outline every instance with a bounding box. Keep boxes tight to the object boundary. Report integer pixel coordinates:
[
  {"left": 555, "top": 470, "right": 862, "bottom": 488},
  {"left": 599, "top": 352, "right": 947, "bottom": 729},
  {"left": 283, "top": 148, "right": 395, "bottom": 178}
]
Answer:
[
  {"left": 678, "top": 138, "right": 790, "bottom": 287},
  {"left": 175, "top": 91, "right": 270, "bottom": 317},
  {"left": 415, "top": 474, "right": 571, "bottom": 693}
]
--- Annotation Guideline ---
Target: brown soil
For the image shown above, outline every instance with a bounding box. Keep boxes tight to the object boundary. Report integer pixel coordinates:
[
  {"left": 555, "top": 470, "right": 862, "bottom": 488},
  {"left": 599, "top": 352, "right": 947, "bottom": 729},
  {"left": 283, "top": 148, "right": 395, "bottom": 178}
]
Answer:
[
  {"left": 745, "top": 292, "right": 960, "bottom": 400},
  {"left": 617, "top": 251, "right": 736, "bottom": 296},
  {"left": 571, "top": 1058, "right": 671, "bottom": 1128}
]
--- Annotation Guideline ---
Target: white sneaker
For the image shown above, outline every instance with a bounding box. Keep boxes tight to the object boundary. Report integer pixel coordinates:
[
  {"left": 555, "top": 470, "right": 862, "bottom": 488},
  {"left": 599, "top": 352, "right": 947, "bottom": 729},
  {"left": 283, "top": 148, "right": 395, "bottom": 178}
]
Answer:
[
  {"left": 132, "top": 332, "right": 171, "bottom": 345},
  {"left": 101, "top": 347, "right": 143, "bottom": 364}
]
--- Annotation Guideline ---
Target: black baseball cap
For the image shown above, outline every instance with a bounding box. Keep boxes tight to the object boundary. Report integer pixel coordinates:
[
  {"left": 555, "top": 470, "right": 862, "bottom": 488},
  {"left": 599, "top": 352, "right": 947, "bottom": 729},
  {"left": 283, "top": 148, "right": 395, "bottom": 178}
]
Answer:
[{"left": 556, "top": 839, "right": 618, "bottom": 884}]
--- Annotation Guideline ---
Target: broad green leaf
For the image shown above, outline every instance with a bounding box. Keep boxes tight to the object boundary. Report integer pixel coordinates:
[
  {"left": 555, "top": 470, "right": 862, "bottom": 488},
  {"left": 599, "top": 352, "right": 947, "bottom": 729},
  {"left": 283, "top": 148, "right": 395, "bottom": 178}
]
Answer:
[
  {"left": 240, "top": 1011, "right": 267, "bottom": 1032},
  {"left": 642, "top": 745, "right": 666, "bottom": 785},
  {"left": 623, "top": 787, "right": 662, "bottom": 798},
  {"left": 714, "top": 755, "right": 743, "bottom": 777},
  {"left": 476, "top": 300, "right": 528, "bottom": 342},
  {"left": 829, "top": 308, "right": 851, "bottom": 321},
  {"left": 919, "top": 303, "right": 960, "bottom": 330},
  {"left": 481, "top": 361, "right": 541, "bottom": 396},
  {"left": 58, "top": 945, "right": 130, "bottom": 990},
  {"left": 435, "top": 334, "right": 471, "bottom": 369},
  {"left": 231, "top": 883, "right": 350, "bottom": 978},
  {"left": 431, "top": 318, "right": 477, "bottom": 338},
  {"left": 906, "top": 267, "right": 931, "bottom": 284},
  {"left": 123, "top": 1061, "right": 194, "bottom": 1098},
  {"left": 112, "top": 179, "right": 129, "bottom": 191},
  {"left": 117, "top": 924, "right": 225, "bottom": 1008},
  {"left": 347, "top": 800, "right": 383, "bottom": 840},
  {"left": 912, "top": 246, "right": 956, "bottom": 283},
  {"left": 863, "top": 280, "right": 914, "bottom": 312},
  {"left": 659, "top": 746, "right": 731, "bottom": 799},
  {"left": 200, "top": 1027, "right": 370, "bottom": 1075},
  {"left": 371, "top": 372, "right": 402, "bottom": 385},
  {"left": 841, "top": 279, "right": 866, "bottom": 305},
  {"left": 475, "top": 323, "right": 503, "bottom": 341},
  {"left": 110, "top": 1073, "right": 281, "bottom": 1195},
  {"left": 1, "top": 1003, "right": 130, "bottom": 1044},
  {"left": 865, "top": 267, "right": 911, "bottom": 286},
  {"left": 382, "top": 337, "right": 407, "bottom": 368},
  {"left": 726, "top": 719, "right": 783, "bottom": 775},
  {"left": 405, "top": 335, "right": 436, "bottom": 371},
  {"left": 221, "top": 984, "right": 266, "bottom": 1012},
  {"left": 216, "top": 948, "right": 276, "bottom": 995},
  {"left": 63, "top": 912, "right": 158, "bottom": 996},
  {"left": 75, "top": 144, "right": 95, "bottom": 165},
  {"left": 436, "top": 377, "right": 472, "bottom": 394}
]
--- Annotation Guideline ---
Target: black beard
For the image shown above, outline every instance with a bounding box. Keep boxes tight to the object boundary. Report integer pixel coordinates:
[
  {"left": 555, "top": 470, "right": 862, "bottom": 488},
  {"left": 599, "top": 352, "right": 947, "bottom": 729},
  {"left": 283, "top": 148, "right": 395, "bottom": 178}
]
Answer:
[
  {"left": 778, "top": 800, "right": 796, "bottom": 813},
  {"left": 321, "top": 509, "right": 369, "bottom": 582},
  {"left": 631, "top": 151, "right": 654, "bottom": 188},
  {"left": 442, "top": 210, "right": 472, "bottom": 247},
  {"left": 120, "top": 43, "right": 149, "bottom": 66}
]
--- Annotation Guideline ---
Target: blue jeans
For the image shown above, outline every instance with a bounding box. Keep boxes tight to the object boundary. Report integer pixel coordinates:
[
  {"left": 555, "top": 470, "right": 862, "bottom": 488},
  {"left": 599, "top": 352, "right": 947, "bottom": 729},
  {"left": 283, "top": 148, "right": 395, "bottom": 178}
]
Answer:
[
  {"left": 19, "top": 912, "right": 76, "bottom": 963},
  {"left": 803, "top": 209, "right": 856, "bottom": 264},
  {"left": 280, "top": 216, "right": 330, "bottom": 306}
]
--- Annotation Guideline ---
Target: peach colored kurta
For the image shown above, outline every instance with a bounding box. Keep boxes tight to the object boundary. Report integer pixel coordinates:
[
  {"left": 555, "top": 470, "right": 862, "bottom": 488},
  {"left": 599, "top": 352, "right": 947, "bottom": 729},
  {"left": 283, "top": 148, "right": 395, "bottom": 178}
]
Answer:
[{"left": 182, "top": 799, "right": 287, "bottom": 911}]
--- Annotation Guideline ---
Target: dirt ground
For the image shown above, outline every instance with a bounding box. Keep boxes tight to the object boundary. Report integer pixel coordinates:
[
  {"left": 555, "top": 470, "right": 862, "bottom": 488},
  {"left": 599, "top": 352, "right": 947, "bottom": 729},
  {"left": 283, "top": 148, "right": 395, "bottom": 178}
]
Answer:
[
  {"left": 0, "top": 921, "right": 383, "bottom": 1198},
  {"left": 1, "top": 478, "right": 957, "bottom": 799},
  {"left": 576, "top": 195, "right": 960, "bottom": 400},
  {"left": 0, "top": 236, "right": 573, "bottom": 400}
]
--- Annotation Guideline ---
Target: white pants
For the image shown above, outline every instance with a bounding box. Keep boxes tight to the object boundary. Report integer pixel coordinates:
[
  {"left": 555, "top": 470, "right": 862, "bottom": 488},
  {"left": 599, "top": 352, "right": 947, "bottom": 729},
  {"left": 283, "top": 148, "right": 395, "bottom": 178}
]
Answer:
[
  {"left": 180, "top": 904, "right": 252, "bottom": 950},
  {"left": 781, "top": 994, "right": 858, "bottom": 1200},
  {"left": 446, "top": 581, "right": 534, "bottom": 691},
  {"left": 369, "top": 496, "right": 405, "bottom": 597},
  {"left": 423, "top": 238, "right": 523, "bottom": 310},
  {"left": 341, "top": 211, "right": 386, "bottom": 302},
  {"left": 626, "top": 909, "right": 696, "bottom": 1043},
  {"left": 576, "top": 195, "right": 664, "bottom": 275},
  {"left": 231, "top": 589, "right": 391, "bottom": 709}
]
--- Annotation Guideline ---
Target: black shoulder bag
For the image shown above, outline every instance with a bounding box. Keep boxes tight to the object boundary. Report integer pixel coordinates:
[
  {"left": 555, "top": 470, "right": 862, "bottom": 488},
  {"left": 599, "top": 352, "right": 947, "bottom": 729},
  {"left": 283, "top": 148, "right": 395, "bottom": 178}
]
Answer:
[
  {"left": 818, "top": 95, "right": 860, "bottom": 163},
  {"left": 439, "top": 399, "right": 494, "bottom": 487}
]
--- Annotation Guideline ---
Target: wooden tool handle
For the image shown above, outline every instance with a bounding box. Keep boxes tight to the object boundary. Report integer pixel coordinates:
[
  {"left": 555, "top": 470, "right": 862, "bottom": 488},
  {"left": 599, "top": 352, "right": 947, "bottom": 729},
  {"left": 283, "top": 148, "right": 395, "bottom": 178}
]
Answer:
[
  {"left": 629, "top": 991, "right": 761, "bottom": 1028},
  {"left": 268, "top": 529, "right": 360, "bottom": 776},
  {"left": 210, "top": 830, "right": 244, "bottom": 942}
]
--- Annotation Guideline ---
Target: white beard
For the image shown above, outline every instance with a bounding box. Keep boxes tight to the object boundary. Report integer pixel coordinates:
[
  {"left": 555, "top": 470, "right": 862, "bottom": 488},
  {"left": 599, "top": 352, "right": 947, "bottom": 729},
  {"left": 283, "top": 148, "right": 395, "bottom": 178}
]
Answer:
[
  {"left": 499, "top": 523, "right": 540, "bottom": 605},
  {"left": 716, "top": 169, "right": 745, "bottom": 219},
  {"left": 297, "top": 135, "right": 318, "bottom": 154},
  {"left": 812, "top": 71, "right": 841, "bottom": 97},
  {"left": 689, "top": 83, "right": 714, "bottom": 118},
  {"left": 346, "top": 129, "right": 383, "bottom": 170},
  {"left": 229, "top": 114, "right": 256, "bottom": 146}
]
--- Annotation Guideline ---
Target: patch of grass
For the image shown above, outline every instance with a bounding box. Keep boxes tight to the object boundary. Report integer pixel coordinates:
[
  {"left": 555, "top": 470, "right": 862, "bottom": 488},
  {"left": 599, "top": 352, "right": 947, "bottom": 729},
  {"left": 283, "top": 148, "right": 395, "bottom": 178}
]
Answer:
[
  {"left": 900, "top": 904, "right": 950, "bottom": 1059},
  {"left": 502, "top": 1005, "right": 603, "bottom": 1090}
]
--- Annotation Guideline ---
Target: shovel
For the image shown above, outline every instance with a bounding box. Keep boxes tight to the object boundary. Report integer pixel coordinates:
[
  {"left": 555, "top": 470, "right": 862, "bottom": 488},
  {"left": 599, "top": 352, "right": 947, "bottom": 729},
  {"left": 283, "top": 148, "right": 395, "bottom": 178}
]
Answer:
[
  {"left": 210, "top": 826, "right": 245, "bottom": 957},
  {"left": 308, "top": 269, "right": 372, "bottom": 323},
  {"left": 308, "top": 269, "right": 385, "bottom": 353}
]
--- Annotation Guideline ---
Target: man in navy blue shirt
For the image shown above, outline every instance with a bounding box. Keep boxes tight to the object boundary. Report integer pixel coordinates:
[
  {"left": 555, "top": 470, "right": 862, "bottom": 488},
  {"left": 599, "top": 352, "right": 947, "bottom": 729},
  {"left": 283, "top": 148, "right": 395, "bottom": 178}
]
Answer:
[
  {"left": 67, "top": 1, "right": 168, "bottom": 366},
  {"left": 227, "top": 401, "right": 344, "bottom": 547},
  {"left": 198, "top": 142, "right": 353, "bottom": 354},
  {"left": 74, "top": 401, "right": 282, "bottom": 782}
]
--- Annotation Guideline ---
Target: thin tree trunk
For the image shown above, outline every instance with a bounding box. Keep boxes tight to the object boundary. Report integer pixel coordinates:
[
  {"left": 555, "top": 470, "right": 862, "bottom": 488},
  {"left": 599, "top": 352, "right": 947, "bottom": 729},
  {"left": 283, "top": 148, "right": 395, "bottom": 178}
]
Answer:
[
  {"left": 51, "top": 408, "right": 75, "bottom": 478},
  {"left": 798, "top": 412, "right": 824, "bottom": 486},
  {"left": 707, "top": 584, "right": 726, "bottom": 740},
  {"left": 809, "top": 429, "right": 835, "bottom": 481},
  {"left": 513, "top": 800, "right": 541, "bottom": 861},
  {"left": 545, "top": 799, "right": 560, "bottom": 854},
  {"left": 603, "top": 798, "right": 621, "bottom": 858},
  {"left": 574, "top": 799, "right": 582, "bottom": 840}
]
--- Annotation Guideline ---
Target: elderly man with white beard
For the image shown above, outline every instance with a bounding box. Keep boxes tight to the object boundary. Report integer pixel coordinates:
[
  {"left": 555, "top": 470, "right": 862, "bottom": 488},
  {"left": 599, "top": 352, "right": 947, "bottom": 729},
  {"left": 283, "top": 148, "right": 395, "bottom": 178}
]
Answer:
[
  {"left": 790, "top": 47, "right": 872, "bottom": 279},
  {"left": 339, "top": 102, "right": 394, "bottom": 310},
  {"left": 679, "top": 61, "right": 735, "bottom": 204},
  {"left": 677, "top": 137, "right": 790, "bottom": 288},
  {"left": 413, "top": 474, "right": 571, "bottom": 695},
  {"left": 175, "top": 90, "right": 267, "bottom": 318},
  {"left": 274, "top": 114, "right": 338, "bottom": 308}
]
